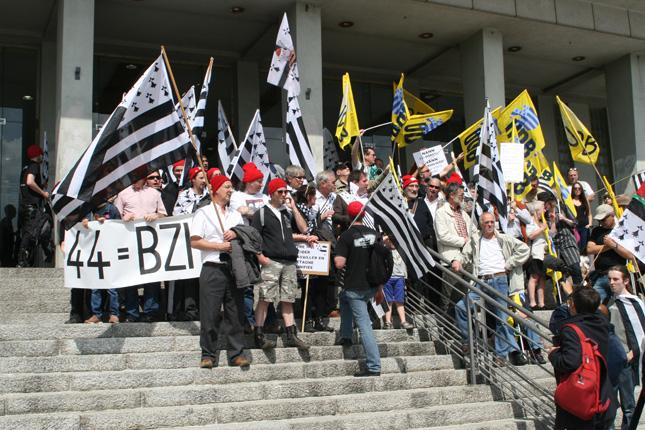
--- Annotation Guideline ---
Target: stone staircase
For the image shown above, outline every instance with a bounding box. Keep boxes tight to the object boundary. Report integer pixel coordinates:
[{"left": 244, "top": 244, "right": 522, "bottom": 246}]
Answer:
[{"left": 0, "top": 268, "right": 548, "bottom": 429}]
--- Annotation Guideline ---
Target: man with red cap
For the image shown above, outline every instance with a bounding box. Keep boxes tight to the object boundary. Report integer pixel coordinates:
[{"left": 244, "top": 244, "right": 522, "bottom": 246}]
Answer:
[
  {"left": 16, "top": 144, "right": 49, "bottom": 267},
  {"left": 170, "top": 167, "right": 209, "bottom": 321},
  {"left": 190, "top": 175, "right": 250, "bottom": 368},
  {"left": 251, "top": 177, "right": 312, "bottom": 350},
  {"left": 230, "top": 162, "right": 268, "bottom": 223},
  {"left": 160, "top": 160, "right": 186, "bottom": 215},
  {"left": 402, "top": 174, "right": 437, "bottom": 252},
  {"left": 335, "top": 200, "right": 388, "bottom": 377}
]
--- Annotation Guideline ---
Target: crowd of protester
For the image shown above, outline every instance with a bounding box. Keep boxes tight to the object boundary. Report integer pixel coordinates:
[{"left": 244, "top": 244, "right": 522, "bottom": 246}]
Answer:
[{"left": 11, "top": 143, "right": 645, "bottom": 425}]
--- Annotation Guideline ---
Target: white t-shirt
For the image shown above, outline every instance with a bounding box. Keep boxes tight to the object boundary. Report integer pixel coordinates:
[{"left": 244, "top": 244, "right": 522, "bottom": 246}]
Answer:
[
  {"left": 526, "top": 223, "right": 546, "bottom": 261},
  {"left": 478, "top": 236, "right": 506, "bottom": 276},
  {"left": 230, "top": 191, "right": 268, "bottom": 213},
  {"left": 190, "top": 204, "right": 243, "bottom": 264}
]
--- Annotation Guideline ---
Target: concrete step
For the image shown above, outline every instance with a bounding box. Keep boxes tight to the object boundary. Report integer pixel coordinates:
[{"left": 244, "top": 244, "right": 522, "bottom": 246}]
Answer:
[
  {"left": 0, "top": 367, "right": 474, "bottom": 415},
  {"left": 0, "top": 268, "right": 63, "bottom": 278},
  {"left": 422, "top": 419, "right": 537, "bottom": 429},
  {"left": 0, "top": 341, "right": 440, "bottom": 382},
  {"left": 0, "top": 299, "right": 70, "bottom": 313},
  {"left": 0, "top": 393, "right": 512, "bottom": 430},
  {"left": 0, "top": 312, "right": 69, "bottom": 325},
  {"left": 0, "top": 328, "right": 425, "bottom": 357}
]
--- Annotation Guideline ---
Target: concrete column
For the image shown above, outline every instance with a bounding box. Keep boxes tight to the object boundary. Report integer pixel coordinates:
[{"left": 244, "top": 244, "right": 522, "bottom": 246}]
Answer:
[
  {"left": 235, "top": 60, "right": 259, "bottom": 138},
  {"left": 289, "top": 1, "right": 324, "bottom": 173},
  {"left": 460, "top": 29, "right": 506, "bottom": 124},
  {"left": 40, "top": 40, "right": 57, "bottom": 189},
  {"left": 605, "top": 54, "right": 645, "bottom": 194},
  {"left": 537, "top": 95, "right": 559, "bottom": 165}
]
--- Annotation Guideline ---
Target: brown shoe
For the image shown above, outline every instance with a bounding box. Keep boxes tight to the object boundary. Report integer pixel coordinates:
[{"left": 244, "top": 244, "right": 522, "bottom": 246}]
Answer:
[
  {"left": 199, "top": 358, "right": 214, "bottom": 369},
  {"left": 230, "top": 355, "right": 251, "bottom": 367},
  {"left": 108, "top": 315, "right": 120, "bottom": 324},
  {"left": 84, "top": 315, "right": 101, "bottom": 324}
]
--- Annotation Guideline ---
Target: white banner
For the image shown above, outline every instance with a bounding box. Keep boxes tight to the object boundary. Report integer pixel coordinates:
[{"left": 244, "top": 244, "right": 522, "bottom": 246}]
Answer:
[
  {"left": 413, "top": 145, "right": 448, "bottom": 176},
  {"left": 500, "top": 142, "right": 525, "bottom": 183},
  {"left": 295, "top": 241, "right": 331, "bottom": 276},
  {"left": 64, "top": 214, "right": 202, "bottom": 289}
]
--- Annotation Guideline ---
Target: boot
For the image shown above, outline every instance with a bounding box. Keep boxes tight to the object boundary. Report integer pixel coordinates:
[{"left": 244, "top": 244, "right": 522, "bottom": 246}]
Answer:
[
  {"left": 285, "top": 325, "right": 309, "bottom": 350},
  {"left": 254, "top": 326, "right": 276, "bottom": 350},
  {"left": 303, "top": 319, "right": 316, "bottom": 333},
  {"left": 314, "top": 317, "right": 334, "bottom": 332}
]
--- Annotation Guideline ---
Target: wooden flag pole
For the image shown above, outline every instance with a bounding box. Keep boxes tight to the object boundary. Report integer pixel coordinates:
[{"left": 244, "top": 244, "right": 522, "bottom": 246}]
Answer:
[
  {"left": 161, "top": 46, "right": 225, "bottom": 233},
  {"left": 301, "top": 274, "right": 311, "bottom": 333}
]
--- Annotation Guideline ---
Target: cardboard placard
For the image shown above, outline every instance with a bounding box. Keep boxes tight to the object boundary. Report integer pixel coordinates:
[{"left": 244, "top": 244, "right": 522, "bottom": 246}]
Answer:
[
  {"left": 413, "top": 145, "right": 449, "bottom": 176},
  {"left": 296, "top": 241, "right": 331, "bottom": 276},
  {"left": 500, "top": 142, "right": 525, "bottom": 183}
]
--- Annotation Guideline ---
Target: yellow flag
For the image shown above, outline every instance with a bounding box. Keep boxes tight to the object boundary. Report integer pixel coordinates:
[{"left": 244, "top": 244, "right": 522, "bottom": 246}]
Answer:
[
  {"left": 335, "top": 73, "right": 360, "bottom": 149},
  {"left": 391, "top": 74, "right": 409, "bottom": 145},
  {"left": 459, "top": 107, "right": 502, "bottom": 169},
  {"left": 391, "top": 82, "right": 435, "bottom": 115},
  {"left": 552, "top": 162, "right": 578, "bottom": 218},
  {"left": 512, "top": 151, "right": 553, "bottom": 200},
  {"left": 396, "top": 110, "right": 454, "bottom": 149},
  {"left": 498, "top": 89, "right": 546, "bottom": 154},
  {"left": 542, "top": 213, "right": 563, "bottom": 285},
  {"left": 556, "top": 96, "right": 600, "bottom": 165}
]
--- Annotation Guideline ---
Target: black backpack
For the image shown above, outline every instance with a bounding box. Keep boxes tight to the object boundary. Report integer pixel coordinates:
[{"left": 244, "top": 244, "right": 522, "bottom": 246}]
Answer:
[{"left": 366, "top": 235, "right": 393, "bottom": 287}]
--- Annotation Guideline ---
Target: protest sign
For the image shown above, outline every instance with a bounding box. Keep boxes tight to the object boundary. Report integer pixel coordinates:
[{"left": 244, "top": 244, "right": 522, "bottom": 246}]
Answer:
[
  {"left": 500, "top": 142, "right": 525, "bottom": 183},
  {"left": 295, "top": 241, "right": 331, "bottom": 276},
  {"left": 64, "top": 214, "right": 201, "bottom": 289},
  {"left": 413, "top": 145, "right": 449, "bottom": 176}
]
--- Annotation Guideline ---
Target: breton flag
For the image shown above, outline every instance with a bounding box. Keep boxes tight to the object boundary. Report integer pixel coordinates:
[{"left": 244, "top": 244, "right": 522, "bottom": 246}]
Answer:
[
  {"left": 51, "top": 54, "right": 190, "bottom": 228},
  {"left": 335, "top": 73, "right": 360, "bottom": 149},
  {"left": 267, "top": 13, "right": 300, "bottom": 96},
  {"left": 472, "top": 100, "right": 508, "bottom": 232},
  {"left": 175, "top": 59, "right": 213, "bottom": 186},
  {"left": 368, "top": 171, "right": 435, "bottom": 279},
  {"left": 610, "top": 181, "right": 645, "bottom": 265},
  {"left": 556, "top": 96, "right": 600, "bottom": 165},
  {"left": 322, "top": 128, "right": 339, "bottom": 170},
  {"left": 217, "top": 100, "right": 237, "bottom": 173},
  {"left": 285, "top": 94, "right": 316, "bottom": 180},
  {"left": 41, "top": 131, "right": 49, "bottom": 187},
  {"left": 227, "top": 109, "right": 270, "bottom": 186},
  {"left": 633, "top": 171, "right": 645, "bottom": 191}
]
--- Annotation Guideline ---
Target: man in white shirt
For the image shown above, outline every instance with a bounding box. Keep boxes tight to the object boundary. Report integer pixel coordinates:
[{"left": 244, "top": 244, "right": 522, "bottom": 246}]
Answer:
[
  {"left": 424, "top": 177, "right": 444, "bottom": 220},
  {"left": 567, "top": 167, "right": 595, "bottom": 202},
  {"left": 190, "top": 175, "right": 250, "bottom": 369}
]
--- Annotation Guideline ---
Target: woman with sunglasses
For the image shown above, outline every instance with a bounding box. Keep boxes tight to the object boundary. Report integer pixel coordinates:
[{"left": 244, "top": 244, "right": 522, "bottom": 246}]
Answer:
[{"left": 571, "top": 181, "right": 592, "bottom": 253}]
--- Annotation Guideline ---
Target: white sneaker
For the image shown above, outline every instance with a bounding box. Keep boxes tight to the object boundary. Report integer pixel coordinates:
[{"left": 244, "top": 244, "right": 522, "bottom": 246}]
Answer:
[{"left": 400, "top": 321, "right": 414, "bottom": 330}]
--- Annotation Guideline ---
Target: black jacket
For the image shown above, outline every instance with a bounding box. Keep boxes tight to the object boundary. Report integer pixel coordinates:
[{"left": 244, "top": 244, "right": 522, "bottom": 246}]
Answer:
[
  {"left": 251, "top": 206, "right": 299, "bottom": 262},
  {"left": 229, "top": 225, "right": 263, "bottom": 289},
  {"left": 548, "top": 312, "right": 616, "bottom": 429},
  {"left": 410, "top": 198, "right": 437, "bottom": 251}
]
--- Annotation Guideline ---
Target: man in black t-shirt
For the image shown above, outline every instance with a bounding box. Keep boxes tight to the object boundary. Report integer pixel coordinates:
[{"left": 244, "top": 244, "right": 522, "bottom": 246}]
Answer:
[
  {"left": 17, "top": 145, "right": 49, "bottom": 267},
  {"left": 587, "top": 204, "right": 635, "bottom": 304},
  {"left": 334, "top": 201, "right": 385, "bottom": 377}
]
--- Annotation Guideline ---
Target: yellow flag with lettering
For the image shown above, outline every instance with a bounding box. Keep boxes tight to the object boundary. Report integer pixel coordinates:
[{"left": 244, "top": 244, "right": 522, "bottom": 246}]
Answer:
[
  {"left": 391, "top": 83, "right": 435, "bottom": 115},
  {"left": 391, "top": 74, "right": 409, "bottom": 145},
  {"left": 396, "top": 110, "right": 454, "bottom": 148},
  {"left": 513, "top": 151, "right": 553, "bottom": 199},
  {"left": 498, "top": 90, "right": 546, "bottom": 155},
  {"left": 552, "top": 162, "right": 578, "bottom": 218},
  {"left": 556, "top": 96, "right": 600, "bottom": 165},
  {"left": 335, "top": 73, "right": 360, "bottom": 149},
  {"left": 459, "top": 107, "right": 502, "bottom": 169}
]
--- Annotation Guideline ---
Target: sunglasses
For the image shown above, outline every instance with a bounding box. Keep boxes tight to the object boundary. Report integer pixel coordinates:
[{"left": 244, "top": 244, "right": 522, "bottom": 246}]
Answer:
[
  {"left": 428, "top": 185, "right": 440, "bottom": 190},
  {"left": 276, "top": 189, "right": 289, "bottom": 194},
  {"left": 147, "top": 176, "right": 161, "bottom": 180},
  {"left": 568, "top": 167, "right": 577, "bottom": 172}
]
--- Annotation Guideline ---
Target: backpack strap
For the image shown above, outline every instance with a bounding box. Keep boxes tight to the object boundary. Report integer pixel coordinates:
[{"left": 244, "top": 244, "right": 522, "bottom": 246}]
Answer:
[
  {"left": 260, "top": 206, "right": 265, "bottom": 228},
  {"left": 562, "top": 323, "right": 586, "bottom": 342}
]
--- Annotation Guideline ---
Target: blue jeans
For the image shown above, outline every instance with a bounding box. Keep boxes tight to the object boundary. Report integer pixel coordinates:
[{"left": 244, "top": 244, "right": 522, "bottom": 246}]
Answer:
[
  {"left": 455, "top": 275, "right": 519, "bottom": 358},
  {"left": 124, "top": 282, "right": 160, "bottom": 319},
  {"left": 593, "top": 274, "right": 610, "bottom": 304},
  {"left": 524, "top": 327, "right": 543, "bottom": 351},
  {"left": 90, "top": 289, "right": 119, "bottom": 318},
  {"left": 339, "top": 288, "right": 381, "bottom": 372},
  {"left": 612, "top": 365, "right": 636, "bottom": 430}
]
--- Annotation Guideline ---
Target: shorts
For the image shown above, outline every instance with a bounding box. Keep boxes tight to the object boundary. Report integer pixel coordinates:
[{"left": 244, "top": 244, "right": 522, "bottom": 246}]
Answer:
[
  {"left": 526, "top": 258, "right": 545, "bottom": 278},
  {"left": 255, "top": 260, "right": 299, "bottom": 305},
  {"left": 383, "top": 277, "right": 405, "bottom": 304}
]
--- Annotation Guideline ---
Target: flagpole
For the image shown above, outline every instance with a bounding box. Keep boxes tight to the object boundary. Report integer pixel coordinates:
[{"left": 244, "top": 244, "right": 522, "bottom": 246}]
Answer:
[{"left": 161, "top": 46, "right": 225, "bottom": 233}]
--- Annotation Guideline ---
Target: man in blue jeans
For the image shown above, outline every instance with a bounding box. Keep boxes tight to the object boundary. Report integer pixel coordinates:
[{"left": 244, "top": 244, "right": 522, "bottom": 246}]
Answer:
[
  {"left": 334, "top": 201, "right": 389, "bottom": 377},
  {"left": 452, "top": 212, "right": 530, "bottom": 366}
]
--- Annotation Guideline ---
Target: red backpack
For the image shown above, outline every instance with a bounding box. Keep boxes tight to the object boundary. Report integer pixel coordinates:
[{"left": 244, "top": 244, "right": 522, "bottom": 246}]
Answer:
[{"left": 554, "top": 323, "right": 611, "bottom": 420}]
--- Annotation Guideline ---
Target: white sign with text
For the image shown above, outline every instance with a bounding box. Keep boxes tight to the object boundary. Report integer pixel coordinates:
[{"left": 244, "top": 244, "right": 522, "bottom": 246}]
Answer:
[
  {"left": 413, "top": 145, "right": 449, "bottom": 176},
  {"left": 500, "top": 142, "right": 525, "bottom": 183},
  {"left": 295, "top": 241, "right": 331, "bottom": 276}
]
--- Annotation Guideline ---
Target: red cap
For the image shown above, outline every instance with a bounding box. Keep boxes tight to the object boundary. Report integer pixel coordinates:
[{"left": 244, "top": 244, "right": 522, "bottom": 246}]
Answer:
[
  {"left": 243, "top": 167, "right": 264, "bottom": 183},
  {"left": 206, "top": 168, "right": 221, "bottom": 180},
  {"left": 347, "top": 201, "right": 365, "bottom": 218},
  {"left": 26, "top": 145, "right": 43, "bottom": 159},
  {"left": 402, "top": 175, "right": 418, "bottom": 189},
  {"left": 445, "top": 172, "right": 463, "bottom": 185},
  {"left": 210, "top": 175, "right": 230, "bottom": 193},
  {"left": 267, "top": 178, "right": 288, "bottom": 195},
  {"left": 188, "top": 167, "right": 202, "bottom": 181},
  {"left": 242, "top": 162, "right": 257, "bottom": 171},
  {"left": 172, "top": 160, "right": 185, "bottom": 169}
]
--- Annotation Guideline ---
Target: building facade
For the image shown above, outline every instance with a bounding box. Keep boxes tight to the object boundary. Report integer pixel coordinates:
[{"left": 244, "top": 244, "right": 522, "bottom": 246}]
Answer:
[{"left": 2, "top": 0, "right": 645, "bottom": 220}]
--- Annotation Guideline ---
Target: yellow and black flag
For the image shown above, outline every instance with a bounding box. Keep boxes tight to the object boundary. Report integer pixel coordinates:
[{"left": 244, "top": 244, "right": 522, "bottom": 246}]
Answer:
[
  {"left": 556, "top": 96, "right": 600, "bottom": 165},
  {"left": 335, "top": 73, "right": 360, "bottom": 149}
]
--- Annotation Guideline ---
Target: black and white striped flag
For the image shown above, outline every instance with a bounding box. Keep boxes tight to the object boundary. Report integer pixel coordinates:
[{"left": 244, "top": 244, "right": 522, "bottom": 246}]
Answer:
[
  {"left": 227, "top": 109, "right": 271, "bottom": 186},
  {"left": 368, "top": 171, "right": 435, "bottom": 279},
  {"left": 472, "top": 101, "right": 508, "bottom": 232},
  {"left": 267, "top": 13, "right": 300, "bottom": 96},
  {"left": 51, "top": 54, "right": 190, "bottom": 227},
  {"left": 217, "top": 100, "right": 237, "bottom": 173},
  {"left": 323, "top": 128, "right": 339, "bottom": 170},
  {"left": 41, "top": 131, "right": 49, "bottom": 187},
  {"left": 286, "top": 94, "right": 315, "bottom": 180},
  {"left": 633, "top": 171, "right": 645, "bottom": 191}
]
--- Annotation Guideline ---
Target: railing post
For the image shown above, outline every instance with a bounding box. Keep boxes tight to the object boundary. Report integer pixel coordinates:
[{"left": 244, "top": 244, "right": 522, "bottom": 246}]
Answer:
[{"left": 465, "top": 293, "right": 477, "bottom": 384}]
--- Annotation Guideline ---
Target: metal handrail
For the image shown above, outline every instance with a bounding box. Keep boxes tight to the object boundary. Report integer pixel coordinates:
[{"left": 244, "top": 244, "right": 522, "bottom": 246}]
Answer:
[{"left": 406, "top": 248, "right": 557, "bottom": 427}]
